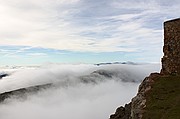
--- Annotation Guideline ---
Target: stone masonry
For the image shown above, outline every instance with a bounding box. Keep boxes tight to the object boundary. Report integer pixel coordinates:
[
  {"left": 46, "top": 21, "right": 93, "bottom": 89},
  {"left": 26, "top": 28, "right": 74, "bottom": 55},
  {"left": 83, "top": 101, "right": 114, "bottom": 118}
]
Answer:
[{"left": 161, "top": 18, "right": 180, "bottom": 75}]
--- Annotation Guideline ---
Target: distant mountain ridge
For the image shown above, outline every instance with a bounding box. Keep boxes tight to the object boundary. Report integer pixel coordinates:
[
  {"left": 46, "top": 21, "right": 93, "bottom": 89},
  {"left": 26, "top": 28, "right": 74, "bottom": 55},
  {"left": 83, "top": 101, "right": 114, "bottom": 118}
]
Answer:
[{"left": 94, "top": 61, "right": 138, "bottom": 66}]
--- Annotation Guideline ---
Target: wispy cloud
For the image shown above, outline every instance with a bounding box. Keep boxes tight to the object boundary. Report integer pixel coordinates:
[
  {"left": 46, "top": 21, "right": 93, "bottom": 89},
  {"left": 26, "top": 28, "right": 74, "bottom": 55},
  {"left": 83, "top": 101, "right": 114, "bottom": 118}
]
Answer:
[
  {"left": 27, "top": 53, "right": 47, "bottom": 56},
  {"left": 1, "top": 46, "right": 35, "bottom": 57},
  {"left": 0, "top": 0, "right": 179, "bottom": 62}
]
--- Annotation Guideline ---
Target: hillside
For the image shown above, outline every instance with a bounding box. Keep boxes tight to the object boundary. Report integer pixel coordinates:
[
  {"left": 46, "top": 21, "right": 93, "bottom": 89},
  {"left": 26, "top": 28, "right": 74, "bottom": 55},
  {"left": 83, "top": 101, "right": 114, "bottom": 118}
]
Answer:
[
  {"left": 110, "top": 18, "right": 180, "bottom": 119},
  {"left": 143, "top": 75, "right": 180, "bottom": 119}
]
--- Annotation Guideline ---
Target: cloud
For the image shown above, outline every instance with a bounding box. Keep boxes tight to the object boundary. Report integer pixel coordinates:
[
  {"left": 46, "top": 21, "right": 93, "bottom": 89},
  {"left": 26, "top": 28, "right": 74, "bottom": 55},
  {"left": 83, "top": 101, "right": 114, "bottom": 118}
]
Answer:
[
  {"left": 0, "top": 63, "right": 160, "bottom": 119},
  {"left": 0, "top": 0, "right": 179, "bottom": 53},
  {"left": 27, "top": 53, "right": 47, "bottom": 56},
  {"left": 1, "top": 46, "right": 35, "bottom": 57},
  {"left": 0, "top": 81, "right": 138, "bottom": 119}
]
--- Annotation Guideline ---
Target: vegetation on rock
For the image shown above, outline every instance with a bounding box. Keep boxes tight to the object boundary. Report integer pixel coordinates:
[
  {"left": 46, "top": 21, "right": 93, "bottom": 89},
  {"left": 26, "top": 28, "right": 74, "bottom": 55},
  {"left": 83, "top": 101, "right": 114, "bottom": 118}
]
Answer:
[{"left": 143, "top": 75, "right": 180, "bottom": 119}]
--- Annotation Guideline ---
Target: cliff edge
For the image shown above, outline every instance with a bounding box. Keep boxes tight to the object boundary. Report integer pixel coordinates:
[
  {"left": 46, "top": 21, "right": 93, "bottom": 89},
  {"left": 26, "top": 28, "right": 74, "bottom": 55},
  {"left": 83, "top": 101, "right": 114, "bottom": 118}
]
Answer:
[{"left": 110, "top": 18, "right": 180, "bottom": 119}]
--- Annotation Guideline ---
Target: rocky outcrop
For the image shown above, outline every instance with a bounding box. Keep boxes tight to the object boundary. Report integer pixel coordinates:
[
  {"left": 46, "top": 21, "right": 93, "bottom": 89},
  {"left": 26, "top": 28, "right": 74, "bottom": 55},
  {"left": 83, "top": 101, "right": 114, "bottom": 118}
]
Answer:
[
  {"left": 110, "top": 103, "right": 132, "bottom": 119},
  {"left": 110, "top": 73, "right": 161, "bottom": 119},
  {"left": 109, "top": 18, "right": 180, "bottom": 119},
  {"left": 130, "top": 73, "right": 160, "bottom": 119}
]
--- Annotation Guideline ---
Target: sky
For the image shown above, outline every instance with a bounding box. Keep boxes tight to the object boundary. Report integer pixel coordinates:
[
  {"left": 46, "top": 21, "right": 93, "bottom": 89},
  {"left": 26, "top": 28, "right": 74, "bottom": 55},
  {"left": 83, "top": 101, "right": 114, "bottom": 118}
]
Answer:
[{"left": 0, "top": 0, "right": 180, "bottom": 66}]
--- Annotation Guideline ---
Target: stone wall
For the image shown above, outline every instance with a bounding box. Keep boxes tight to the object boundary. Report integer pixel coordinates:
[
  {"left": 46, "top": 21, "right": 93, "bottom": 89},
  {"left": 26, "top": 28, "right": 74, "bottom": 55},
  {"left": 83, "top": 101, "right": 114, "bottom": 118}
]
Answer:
[{"left": 161, "top": 18, "right": 180, "bottom": 75}]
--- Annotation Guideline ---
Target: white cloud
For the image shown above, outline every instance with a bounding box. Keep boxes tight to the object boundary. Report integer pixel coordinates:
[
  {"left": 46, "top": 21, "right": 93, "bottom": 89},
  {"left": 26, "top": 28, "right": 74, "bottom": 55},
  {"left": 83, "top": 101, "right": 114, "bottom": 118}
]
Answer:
[
  {"left": 0, "top": 0, "right": 179, "bottom": 53},
  {"left": 27, "top": 53, "right": 47, "bottom": 56},
  {"left": 0, "top": 63, "right": 160, "bottom": 119},
  {"left": 2, "top": 46, "right": 35, "bottom": 57}
]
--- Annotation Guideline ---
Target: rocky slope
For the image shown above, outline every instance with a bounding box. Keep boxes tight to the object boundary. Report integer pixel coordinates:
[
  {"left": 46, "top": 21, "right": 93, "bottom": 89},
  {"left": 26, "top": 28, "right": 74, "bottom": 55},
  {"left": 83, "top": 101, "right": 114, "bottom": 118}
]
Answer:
[
  {"left": 0, "top": 83, "right": 52, "bottom": 103},
  {"left": 110, "top": 18, "right": 180, "bottom": 119},
  {"left": 143, "top": 75, "right": 180, "bottom": 119}
]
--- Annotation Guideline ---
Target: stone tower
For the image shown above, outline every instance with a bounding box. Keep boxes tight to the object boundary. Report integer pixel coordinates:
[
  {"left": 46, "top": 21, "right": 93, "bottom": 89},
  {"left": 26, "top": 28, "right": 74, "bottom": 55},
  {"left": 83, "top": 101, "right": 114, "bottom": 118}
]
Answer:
[{"left": 161, "top": 18, "right": 180, "bottom": 75}]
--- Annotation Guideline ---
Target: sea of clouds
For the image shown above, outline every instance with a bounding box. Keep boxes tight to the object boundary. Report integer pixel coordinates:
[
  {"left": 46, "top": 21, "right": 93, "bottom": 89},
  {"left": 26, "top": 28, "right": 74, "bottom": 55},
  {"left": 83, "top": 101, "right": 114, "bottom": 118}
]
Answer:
[{"left": 0, "top": 63, "right": 160, "bottom": 119}]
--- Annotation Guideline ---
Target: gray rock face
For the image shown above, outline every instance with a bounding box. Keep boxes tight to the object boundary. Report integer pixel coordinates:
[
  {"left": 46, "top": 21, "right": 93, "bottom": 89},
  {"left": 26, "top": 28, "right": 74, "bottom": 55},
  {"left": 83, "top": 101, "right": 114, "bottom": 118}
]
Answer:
[
  {"left": 130, "top": 73, "right": 160, "bottom": 119},
  {"left": 110, "top": 103, "right": 132, "bottom": 119},
  {"left": 109, "top": 73, "right": 160, "bottom": 119}
]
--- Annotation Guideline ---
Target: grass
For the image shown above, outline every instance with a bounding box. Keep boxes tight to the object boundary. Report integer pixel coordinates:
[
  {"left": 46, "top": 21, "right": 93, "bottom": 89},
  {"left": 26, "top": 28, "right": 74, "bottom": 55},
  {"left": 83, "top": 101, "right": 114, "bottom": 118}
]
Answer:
[{"left": 143, "top": 75, "right": 180, "bottom": 119}]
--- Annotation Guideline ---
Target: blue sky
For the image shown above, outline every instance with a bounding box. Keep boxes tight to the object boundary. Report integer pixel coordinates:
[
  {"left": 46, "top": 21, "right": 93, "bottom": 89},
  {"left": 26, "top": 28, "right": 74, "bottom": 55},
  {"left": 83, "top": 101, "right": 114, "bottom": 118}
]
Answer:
[{"left": 0, "top": 0, "right": 180, "bottom": 66}]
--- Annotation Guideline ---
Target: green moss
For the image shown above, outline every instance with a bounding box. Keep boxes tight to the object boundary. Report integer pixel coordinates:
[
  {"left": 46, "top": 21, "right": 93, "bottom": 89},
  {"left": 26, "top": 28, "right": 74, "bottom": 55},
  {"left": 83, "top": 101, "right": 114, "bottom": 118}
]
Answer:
[{"left": 143, "top": 75, "right": 180, "bottom": 119}]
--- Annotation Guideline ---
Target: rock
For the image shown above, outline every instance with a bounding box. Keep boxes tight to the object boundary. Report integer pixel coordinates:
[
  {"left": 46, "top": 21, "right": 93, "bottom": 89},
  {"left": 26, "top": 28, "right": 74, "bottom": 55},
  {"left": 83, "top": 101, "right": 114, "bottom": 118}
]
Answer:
[
  {"left": 109, "top": 73, "right": 161, "bottom": 119},
  {"left": 0, "top": 73, "right": 9, "bottom": 79},
  {"left": 109, "top": 18, "right": 180, "bottom": 119},
  {"left": 131, "top": 73, "right": 160, "bottom": 119},
  {"left": 110, "top": 103, "right": 132, "bottom": 119}
]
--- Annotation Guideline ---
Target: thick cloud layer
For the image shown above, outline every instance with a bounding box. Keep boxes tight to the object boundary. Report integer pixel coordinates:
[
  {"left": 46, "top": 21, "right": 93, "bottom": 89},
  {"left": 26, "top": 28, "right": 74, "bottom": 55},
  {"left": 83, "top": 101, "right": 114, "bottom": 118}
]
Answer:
[{"left": 0, "top": 63, "right": 160, "bottom": 119}]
